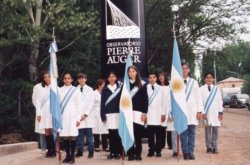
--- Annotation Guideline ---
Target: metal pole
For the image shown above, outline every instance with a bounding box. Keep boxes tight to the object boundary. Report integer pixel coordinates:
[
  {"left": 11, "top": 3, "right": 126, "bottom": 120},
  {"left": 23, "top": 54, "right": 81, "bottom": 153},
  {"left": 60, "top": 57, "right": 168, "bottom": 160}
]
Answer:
[
  {"left": 214, "top": 58, "right": 217, "bottom": 84},
  {"left": 18, "top": 91, "right": 22, "bottom": 120}
]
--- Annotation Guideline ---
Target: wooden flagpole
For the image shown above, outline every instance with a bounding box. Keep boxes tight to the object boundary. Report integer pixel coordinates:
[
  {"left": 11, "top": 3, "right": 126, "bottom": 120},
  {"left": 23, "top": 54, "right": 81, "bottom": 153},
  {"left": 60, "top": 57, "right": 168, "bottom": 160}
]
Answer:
[
  {"left": 177, "top": 134, "right": 180, "bottom": 161},
  {"left": 122, "top": 147, "right": 125, "bottom": 165},
  {"left": 51, "top": 27, "right": 61, "bottom": 165},
  {"left": 57, "top": 132, "right": 61, "bottom": 164}
]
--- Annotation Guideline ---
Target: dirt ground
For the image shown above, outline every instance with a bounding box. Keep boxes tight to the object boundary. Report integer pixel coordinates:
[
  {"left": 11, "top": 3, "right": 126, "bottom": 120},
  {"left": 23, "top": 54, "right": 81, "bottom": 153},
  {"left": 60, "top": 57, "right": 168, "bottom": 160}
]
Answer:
[{"left": 1, "top": 108, "right": 250, "bottom": 165}]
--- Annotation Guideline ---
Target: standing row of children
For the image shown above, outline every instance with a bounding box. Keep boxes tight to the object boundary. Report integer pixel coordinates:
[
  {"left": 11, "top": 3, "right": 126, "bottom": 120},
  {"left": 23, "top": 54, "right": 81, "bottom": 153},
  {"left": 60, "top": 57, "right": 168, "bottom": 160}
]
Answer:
[{"left": 32, "top": 62, "right": 223, "bottom": 164}]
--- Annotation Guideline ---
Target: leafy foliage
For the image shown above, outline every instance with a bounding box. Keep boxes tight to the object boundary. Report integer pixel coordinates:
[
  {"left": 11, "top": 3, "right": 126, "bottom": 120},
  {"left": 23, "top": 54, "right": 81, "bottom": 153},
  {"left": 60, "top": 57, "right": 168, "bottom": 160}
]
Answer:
[{"left": 201, "top": 41, "right": 250, "bottom": 94}]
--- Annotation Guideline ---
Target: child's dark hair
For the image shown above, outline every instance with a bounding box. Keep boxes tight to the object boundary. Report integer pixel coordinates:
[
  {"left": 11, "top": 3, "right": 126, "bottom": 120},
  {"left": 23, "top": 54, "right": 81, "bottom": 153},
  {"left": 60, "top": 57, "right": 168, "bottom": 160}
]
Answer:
[
  {"left": 41, "top": 71, "right": 49, "bottom": 87},
  {"left": 128, "top": 65, "right": 143, "bottom": 89},
  {"left": 95, "top": 79, "right": 105, "bottom": 89},
  {"left": 77, "top": 73, "right": 87, "bottom": 79},
  {"left": 63, "top": 72, "right": 75, "bottom": 86},
  {"left": 148, "top": 72, "right": 157, "bottom": 77},
  {"left": 181, "top": 62, "right": 192, "bottom": 77},
  {"left": 106, "top": 71, "right": 118, "bottom": 85},
  {"left": 63, "top": 72, "right": 72, "bottom": 79},
  {"left": 181, "top": 62, "right": 190, "bottom": 68},
  {"left": 157, "top": 71, "right": 169, "bottom": 85},
  {"left": 204, "top": 72, "right": 214, "bottom": 79}
]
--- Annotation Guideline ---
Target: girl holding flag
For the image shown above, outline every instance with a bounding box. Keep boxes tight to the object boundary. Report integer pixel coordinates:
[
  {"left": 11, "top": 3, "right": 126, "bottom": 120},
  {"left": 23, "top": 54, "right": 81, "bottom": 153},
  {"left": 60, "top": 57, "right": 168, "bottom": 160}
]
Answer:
[
  {"left": 58, "top": 73, "right": 82, "bottom": 164},
  {"left": 200, "top": 72, "right": 223, "bottom": 154},
  {"left": 100, "top": 71, "right": 123, "bottom": 160},
  {"left": 181, "top": 62, "right": 203, "bottom": 160},
  {"left": 127, "top": 65, "right": 148, "bottom": 161},
  {"left": 33, "top": 71, "right": 56, "bottom": 158}
]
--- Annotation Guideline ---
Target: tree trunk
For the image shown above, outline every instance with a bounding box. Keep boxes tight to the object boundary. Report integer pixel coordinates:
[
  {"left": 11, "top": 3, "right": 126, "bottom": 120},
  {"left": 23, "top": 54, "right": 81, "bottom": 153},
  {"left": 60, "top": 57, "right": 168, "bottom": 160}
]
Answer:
[
  {"left": 28, "top": 0, "right": 43, "bottom": 81},
  {"left": 29, "top": 43, "right": 39, "bottom": 81}
]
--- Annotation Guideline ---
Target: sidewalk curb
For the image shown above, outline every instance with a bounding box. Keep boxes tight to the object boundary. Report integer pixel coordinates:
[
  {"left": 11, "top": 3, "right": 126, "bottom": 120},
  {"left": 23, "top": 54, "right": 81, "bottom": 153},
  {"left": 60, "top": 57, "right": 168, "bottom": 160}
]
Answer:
[{"left": 0, "top": 142, "right": 38, "bottom": 156}]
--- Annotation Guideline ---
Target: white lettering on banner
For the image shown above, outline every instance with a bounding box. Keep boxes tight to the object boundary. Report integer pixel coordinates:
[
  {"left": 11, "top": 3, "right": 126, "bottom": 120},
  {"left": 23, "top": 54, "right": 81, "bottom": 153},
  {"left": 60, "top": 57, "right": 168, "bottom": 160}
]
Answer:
[
  {"left": 106, "top": 41, "right": 141, "bottom": 48},
  {"left": 106, "top": 41, "right": 142, "bottom": 64},
  {"left": 107, "top": 55, "right": 141, "bottom": 64},
  {"left": 107, "top": 46, "right": 141, "bottom": 56}
]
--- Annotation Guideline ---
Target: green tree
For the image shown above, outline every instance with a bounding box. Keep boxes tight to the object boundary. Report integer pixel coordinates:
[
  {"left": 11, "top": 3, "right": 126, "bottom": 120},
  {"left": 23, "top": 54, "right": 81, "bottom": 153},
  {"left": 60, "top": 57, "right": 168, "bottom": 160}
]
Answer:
[
  {"left": 0, "top": 0, "right": 98, "bottom": 81},
  {"left": 201, "top": 41, "right": 250, "bottom": 86},
  {"left": 146, "top": 0, "right": 250, "bottom": 75},
  {"left": 0, "top": 0, "right": 100, "bottom": 141}
]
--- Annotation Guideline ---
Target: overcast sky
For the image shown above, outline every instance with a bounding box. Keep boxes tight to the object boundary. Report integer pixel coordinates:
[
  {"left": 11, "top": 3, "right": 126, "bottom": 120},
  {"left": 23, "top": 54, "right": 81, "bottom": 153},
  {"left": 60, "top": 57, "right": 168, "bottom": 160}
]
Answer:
[{"left": 240, "top": 17, "right": 250, "bottom": 41}]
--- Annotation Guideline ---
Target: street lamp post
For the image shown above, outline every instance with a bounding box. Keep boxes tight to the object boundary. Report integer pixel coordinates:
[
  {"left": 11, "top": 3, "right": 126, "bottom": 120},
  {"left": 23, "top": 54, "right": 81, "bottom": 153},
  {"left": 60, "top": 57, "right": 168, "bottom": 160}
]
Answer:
[{"left": 213, "top": 51, "right": 217, "bottom": 84}]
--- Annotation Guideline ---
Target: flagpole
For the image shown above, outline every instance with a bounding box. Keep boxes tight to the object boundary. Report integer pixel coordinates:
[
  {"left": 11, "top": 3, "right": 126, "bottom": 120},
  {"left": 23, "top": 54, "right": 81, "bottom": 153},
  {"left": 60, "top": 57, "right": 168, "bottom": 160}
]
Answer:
[
  {"left": 122, "top": 147, "right": 125, "bottom": 165},
  {"left": 120, "top": 39, "right": 130, "bottom": 165},
  {"left": 172, "top": 6, "right": 181, "bottom": 161},
  {"left": 57, "top": 132, "right": 61, "bottom": 164},
  {"left": 177, "top": 134, "right": 180, "bottom": 161},
  {"left": 52, "top": 27, "right": 56, "bottom": 42},
  {"left": 51, "top": 27, "right": 61, "bottom": 165}
]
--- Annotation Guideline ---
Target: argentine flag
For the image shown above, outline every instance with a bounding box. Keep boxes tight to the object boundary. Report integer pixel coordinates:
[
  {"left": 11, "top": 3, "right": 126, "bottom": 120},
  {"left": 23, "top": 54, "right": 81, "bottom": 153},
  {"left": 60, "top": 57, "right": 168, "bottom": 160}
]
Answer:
[
  {"left": 170, "top": 37, "right": 188, "bottom": 135},
  {"left": 118, "top": 49, "right": 134, "bottom": 153},
  {"left": 49, "top": 41, "right": 62, "bottom": 140}
]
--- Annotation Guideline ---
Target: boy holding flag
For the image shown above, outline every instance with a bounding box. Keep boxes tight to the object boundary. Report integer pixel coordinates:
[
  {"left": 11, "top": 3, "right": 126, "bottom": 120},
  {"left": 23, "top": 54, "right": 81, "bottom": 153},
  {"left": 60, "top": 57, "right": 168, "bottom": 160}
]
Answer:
[{"left": 180, "top": 62, "right": 203, "bottom": 160}]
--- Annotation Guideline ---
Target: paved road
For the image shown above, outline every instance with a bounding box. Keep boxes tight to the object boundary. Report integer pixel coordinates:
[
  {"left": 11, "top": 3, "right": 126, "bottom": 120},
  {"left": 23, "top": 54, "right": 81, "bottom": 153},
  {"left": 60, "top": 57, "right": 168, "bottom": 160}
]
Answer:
[{"left": 1, "top": 108, "right": 250, "bottom": 165}]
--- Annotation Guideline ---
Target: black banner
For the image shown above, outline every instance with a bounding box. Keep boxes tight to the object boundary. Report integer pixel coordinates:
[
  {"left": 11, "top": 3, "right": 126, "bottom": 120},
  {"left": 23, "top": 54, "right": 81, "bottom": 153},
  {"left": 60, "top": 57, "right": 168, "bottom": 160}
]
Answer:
[{"left": 101, "top": 0, "right": 147, "bottom": 79}]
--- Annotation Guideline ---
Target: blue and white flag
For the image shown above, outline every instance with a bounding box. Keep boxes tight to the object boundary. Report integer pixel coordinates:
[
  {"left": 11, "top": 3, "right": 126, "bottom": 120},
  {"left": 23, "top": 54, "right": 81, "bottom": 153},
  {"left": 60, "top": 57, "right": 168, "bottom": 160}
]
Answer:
[
  {"left": 118, "top": 49, "right": 134, "bottom": 153},
  {"left": 49, "top": 41, "right": 62, "bottom": 140},
  {"left": 170, "top": 37, "right": 188, "bottom": 135}
]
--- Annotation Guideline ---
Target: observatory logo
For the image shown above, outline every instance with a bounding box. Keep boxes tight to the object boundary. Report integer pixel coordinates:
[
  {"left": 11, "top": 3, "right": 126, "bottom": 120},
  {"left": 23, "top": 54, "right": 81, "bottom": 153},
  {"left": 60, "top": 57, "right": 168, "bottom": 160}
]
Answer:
[{"left": 106, "top": 0, "right": 141, "bottom": 40}]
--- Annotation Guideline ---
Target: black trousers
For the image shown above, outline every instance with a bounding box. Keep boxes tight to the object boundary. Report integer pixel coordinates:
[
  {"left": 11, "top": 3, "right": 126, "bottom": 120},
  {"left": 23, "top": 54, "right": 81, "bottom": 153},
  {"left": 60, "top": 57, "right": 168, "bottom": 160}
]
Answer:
[
  {"left": 160, "top": 126, "right": 167, "bottom": 149},
  {"left": 108, "top": 129, "right": 122, "bottom": 155},
  {"left": 94, "top": 134, "right": 108, "bottom": 149},
  {"left": 147, "top": 125, "right": 162, "bottom": 154},
  {"left": 127, "top": 123, "right": 144, "bottom": 156},
  {"left": 45, "top": 134, "right": 56, "bottom": 153},
  {"left": 167, "top": 131, "right": 172, "bottom": 149}
]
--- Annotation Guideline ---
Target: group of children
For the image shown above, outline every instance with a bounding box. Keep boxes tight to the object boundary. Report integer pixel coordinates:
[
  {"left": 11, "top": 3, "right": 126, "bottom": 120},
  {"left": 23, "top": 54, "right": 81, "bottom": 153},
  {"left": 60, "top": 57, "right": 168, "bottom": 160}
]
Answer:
[{"left": 32, "top": 62, "right": 223, "bottom": 164}]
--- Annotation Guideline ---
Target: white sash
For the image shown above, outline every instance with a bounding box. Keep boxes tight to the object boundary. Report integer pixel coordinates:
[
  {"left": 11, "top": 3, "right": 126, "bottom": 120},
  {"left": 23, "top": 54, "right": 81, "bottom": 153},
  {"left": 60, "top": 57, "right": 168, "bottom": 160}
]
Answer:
[
  {"left": 40, "top": 91, "right": 50, "bottom": 110},
  {"left": 185, "top": 78, "right": 195, "bottom": 101},
  {"left": 131, "top": 86, "right": 139, "bottom": 98},
  {"left": 131, "top": 81, "right": 146, "bottom": 98},
  {"left": 105, "top": 87, "right": 121, "bottom": 107},
  {"left": 60, "top": 87, "right": 76, "bottom": 114},
  {"left": 148, "top": 86, "right": 160, "bottom": 106},
  {"left": 204, "top": 86, "right": 218, "bottom": 114}
]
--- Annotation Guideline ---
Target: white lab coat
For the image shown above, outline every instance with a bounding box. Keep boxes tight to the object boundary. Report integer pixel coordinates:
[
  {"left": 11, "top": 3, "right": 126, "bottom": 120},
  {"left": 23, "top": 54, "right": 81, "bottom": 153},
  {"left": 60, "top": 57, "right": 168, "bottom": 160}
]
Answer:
[
  {"left": 184, "top": 77, "right": 204, "bottom": 125},
  {"left": 147, "top": 84, "right": 168, "bottom": 126},
  {"left": 200, "top": 84, "right": 223, "bottom": 126},
  {"left": 92, "top": 90, "right": 108, "bottom": 134},
  {"left": 35, "top": 84, "right": 52, "bottom": 129},
  {"left": 161, "top": 85, "right": 171, "bottom": 127},
  {"left": 32, "top": 83, "right": 45, "bottom": 134},
  {"left": 58, "top": 85, "right": 81, "bottom": 137},
  {"left": 77, "top": 85, "right": 95, "bottom": 128}
]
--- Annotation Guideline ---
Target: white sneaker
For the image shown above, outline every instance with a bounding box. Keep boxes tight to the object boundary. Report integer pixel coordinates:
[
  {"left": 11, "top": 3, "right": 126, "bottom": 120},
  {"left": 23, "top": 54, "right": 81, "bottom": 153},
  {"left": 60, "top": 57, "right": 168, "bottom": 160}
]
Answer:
[{"left": 41, "top": 149, "right": 47, "bottom": 154}]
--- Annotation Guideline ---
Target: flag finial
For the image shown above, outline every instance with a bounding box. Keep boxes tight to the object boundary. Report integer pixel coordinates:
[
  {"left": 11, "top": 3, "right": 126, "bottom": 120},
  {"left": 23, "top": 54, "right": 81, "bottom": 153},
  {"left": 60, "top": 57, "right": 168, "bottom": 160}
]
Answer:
[
  {"left": 52, "top": 27, "right": 56, "bottom": 42},
  {"left": 171, "top": 5, "right": 179, "bottom": 37}
]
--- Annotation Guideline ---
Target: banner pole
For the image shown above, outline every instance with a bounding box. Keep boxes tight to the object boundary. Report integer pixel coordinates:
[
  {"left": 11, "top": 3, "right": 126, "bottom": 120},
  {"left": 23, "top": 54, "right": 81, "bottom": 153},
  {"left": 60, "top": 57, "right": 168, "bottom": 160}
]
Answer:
[
  {"left": 57, "top": 132, "right": 61, "bottom": 165},
  {"left": 177, "top": 134, "right": 180, "bottom": 161},
  {"left": 122, "top": 147, "right": 125, "bottom": 165}
]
